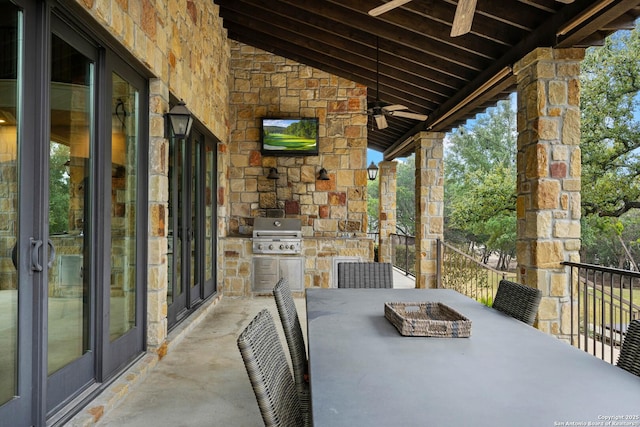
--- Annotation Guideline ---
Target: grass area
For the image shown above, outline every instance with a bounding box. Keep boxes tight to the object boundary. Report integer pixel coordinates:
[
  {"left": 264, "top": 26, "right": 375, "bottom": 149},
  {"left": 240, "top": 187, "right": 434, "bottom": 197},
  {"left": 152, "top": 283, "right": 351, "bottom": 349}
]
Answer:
[
  {"left": 263, "top": 133, "right": 316, "bottom": 150},
  {"left": 579, "top": 286, "right": 640, "bottom": 327}
]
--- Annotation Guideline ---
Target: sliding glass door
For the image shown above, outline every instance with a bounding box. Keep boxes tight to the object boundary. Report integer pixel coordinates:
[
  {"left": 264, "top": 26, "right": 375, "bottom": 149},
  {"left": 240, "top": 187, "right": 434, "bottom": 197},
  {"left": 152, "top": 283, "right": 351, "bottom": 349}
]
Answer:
[
  {"left": 167, "top": 126, "right": 217, "bottom": 328},
  {"left": 0, "top": 3, "right": 148, "bottom": 425}
]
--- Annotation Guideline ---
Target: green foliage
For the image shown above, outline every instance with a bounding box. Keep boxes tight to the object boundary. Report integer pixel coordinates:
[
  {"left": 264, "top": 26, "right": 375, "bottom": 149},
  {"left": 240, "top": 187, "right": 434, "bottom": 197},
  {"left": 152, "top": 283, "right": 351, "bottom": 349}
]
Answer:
[
  {"left": 582, "top": 212, "right": 640, "bottom": 268},
  {"left": 479, "top": 295, "right": 493, "bottom": 308},
  {"left": 367, "top": 177, "right": 379, "bottom": 232},
  {"left": 396, "top": 156, "right": 416, "bottom": 236},
  {"left": 444, "top": 98, "right": 517, "bottom": 266},
  {"left": 581, "top": 24, "right": 640, "bottom": 218},
  {"left": 49, "top": 143, "right": 70, "bottom": 234},
  {"left": 441, "top": 248, "right": 488, "bottom": 298}
]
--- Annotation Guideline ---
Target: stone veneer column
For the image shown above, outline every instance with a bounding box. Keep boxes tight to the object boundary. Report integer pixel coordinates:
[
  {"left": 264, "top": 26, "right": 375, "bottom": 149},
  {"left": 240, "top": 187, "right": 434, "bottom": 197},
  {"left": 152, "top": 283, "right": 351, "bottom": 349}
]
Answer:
[
  {"left": 414, "top": 131, "right": 445, "bottom": 289},
  {"left": 377, "top": 161, "right": 397, "bottom": 263},
  {"left": 146, "top": 78, "right": 170, "bottom": 354},
  {"left": 513, "top": 48, "right": 584, "bottom": 341}
]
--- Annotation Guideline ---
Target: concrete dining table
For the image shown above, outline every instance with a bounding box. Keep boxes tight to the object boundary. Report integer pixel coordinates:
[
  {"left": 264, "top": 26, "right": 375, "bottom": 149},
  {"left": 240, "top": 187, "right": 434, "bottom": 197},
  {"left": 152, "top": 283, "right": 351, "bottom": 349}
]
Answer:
[{"left": 306, "top": 288, "right": 640, "bottom": 427}]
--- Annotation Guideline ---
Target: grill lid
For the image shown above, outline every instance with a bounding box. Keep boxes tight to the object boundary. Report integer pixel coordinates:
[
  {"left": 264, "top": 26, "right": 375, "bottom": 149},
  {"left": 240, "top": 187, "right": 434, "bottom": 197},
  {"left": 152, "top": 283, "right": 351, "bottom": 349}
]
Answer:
[{"left": 253, "top": 217, "right": 302, "bottom": 238}]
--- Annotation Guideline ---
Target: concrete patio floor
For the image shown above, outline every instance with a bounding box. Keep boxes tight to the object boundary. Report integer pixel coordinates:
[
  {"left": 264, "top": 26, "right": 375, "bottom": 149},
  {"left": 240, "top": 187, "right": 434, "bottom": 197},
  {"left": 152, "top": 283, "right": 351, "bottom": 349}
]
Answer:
[{"left": 69, "top": 270, "right": 414, "bottom": 426}]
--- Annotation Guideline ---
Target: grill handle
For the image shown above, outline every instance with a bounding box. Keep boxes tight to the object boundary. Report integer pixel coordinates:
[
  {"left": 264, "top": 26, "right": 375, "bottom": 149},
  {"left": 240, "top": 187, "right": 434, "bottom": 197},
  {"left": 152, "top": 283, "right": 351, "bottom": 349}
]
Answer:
[{"left": 254, "top": 232, "right": 301, "bottom": 238}]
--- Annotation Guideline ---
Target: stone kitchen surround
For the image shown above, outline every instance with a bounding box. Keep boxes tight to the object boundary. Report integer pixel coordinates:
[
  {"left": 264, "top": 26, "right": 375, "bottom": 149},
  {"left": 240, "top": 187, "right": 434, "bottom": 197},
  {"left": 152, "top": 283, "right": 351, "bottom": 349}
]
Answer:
[
  {"left": 221, "top": 237, "right": 373, "bottom": 296},
  {"left": 222, "top": 42, "right": 372, "bottom": 295}
]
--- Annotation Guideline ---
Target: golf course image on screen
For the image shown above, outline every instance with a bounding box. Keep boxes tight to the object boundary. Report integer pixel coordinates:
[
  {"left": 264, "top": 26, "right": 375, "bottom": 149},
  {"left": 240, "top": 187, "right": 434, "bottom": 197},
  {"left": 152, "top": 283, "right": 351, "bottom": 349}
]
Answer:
[{"left": 261, "top": 118, "right": 318, "bottom": 154}]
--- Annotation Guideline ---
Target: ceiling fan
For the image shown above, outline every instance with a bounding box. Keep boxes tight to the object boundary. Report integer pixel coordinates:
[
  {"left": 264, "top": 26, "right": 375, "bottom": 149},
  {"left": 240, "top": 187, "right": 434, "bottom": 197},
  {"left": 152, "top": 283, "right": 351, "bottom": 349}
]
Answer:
[
  {"left": 367, "top": 38, "right": 428, "bottom": 130},
  {"left": 369, "top": 0, "right": 575, "bottom": 37},
  {"left": 368, "top": 0, "right": 477, "bottom": 37}
]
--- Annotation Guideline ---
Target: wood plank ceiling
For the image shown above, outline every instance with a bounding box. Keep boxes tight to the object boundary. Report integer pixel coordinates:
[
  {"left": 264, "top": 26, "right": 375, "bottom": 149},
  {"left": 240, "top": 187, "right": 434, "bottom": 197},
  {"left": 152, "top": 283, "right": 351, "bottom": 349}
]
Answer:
[{"left": 214, "top": 0, "right": 640, "bottom": 159}]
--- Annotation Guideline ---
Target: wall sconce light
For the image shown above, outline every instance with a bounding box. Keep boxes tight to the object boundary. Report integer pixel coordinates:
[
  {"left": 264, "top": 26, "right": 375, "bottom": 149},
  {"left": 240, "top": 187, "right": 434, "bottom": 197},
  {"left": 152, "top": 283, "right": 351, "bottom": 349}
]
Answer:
[
  {"left": 318, "top": 167, "right": 330, "bottom": 181},
  {"left": 114, "top": 98, "right": 127, "bottom": 130},
  {"left": 267, "top": 167, "right": 279, "bottom": 179},
  {"left": 367, "top": 161, "right": 379, "bottom": 181},
  {"left": 165, "top": 100, "right": 193, "bottom": 139}
]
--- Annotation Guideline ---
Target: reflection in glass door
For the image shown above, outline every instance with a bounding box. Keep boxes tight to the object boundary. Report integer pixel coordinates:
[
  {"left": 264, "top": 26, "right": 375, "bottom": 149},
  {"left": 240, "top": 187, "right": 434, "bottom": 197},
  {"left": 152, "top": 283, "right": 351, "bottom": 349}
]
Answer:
[
  {"left": 46, "top": 31, "right": 95, "bottom": 412},
  {"left": 168, "top": 136, "right": 186, "bottom": 321},
  {"left": 0, "top": 0, "right": 21, "bottom": 412},
  {"left": 190, "top": 136, "right": 201, "bottom": 304},
  {"left": 109, "top": 73, "right": 139, "bottom": 342}
]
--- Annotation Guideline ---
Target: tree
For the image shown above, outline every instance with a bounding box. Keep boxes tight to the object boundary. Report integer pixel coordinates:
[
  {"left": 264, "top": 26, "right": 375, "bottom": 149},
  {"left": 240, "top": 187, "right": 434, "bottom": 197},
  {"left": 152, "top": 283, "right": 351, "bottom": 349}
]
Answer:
[
  {"left": 367, "top": 177, "right": 379, "bottom": 233},
  {"left": 444, "top": 98, "right": 517, "bottom": 268},
  {"left": 49, "top": 142, "right": 70, "bottom": 234},
  {"left": 395, "top": 156, "right": 416, "bottom": 236},
  {"left": 579, "top": 24, "right": 640, "bottom": 268},
  {"left": 580, "top": 24, "right": 640, "bottom": 218}
]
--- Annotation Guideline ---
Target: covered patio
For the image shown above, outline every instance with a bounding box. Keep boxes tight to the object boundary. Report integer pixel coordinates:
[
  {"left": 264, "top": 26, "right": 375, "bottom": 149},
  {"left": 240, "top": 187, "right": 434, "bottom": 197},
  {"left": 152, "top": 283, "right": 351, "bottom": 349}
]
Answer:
[
  {"left": 70, "top": 270, "right": 414, "bottom": 426},
  {"left": 5, "top": 1, "right": 639, "bottom": 425}
]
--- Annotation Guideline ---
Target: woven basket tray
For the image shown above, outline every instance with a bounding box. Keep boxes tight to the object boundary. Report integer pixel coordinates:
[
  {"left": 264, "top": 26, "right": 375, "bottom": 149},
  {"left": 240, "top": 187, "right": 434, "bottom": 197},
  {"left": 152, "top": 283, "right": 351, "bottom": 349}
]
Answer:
[{"left": 384, "top": 302, "right": 472, "bottom": 337}]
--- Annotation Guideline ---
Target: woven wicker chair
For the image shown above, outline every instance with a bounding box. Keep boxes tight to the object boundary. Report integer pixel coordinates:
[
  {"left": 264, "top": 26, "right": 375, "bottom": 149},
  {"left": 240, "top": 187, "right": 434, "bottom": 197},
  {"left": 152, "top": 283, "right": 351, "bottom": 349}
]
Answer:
[
  {"left": 617, "top": 319, "right": 640, "bottom": 377},
  {"left": 492, "top": 279, "right": 542, "bottom": 326},
  {"left": 273, "top": 278, "right": 311, "bottom": 426},
  {"left": 337, "top": 262, "right": 394, "bottom": 288},
  {"left": 237, "top": 309, "right": 304, "bottom": 427}
]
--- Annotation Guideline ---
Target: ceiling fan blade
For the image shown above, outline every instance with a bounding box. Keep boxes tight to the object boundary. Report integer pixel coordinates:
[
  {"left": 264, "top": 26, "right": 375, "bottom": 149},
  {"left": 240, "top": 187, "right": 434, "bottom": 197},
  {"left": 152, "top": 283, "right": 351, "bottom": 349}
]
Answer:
[
  {"left": 450, "top": 0, "right": 477, "bottom": 37},
  {"left": 382, "top": 104, "right": 408, "bottom": 112},
  {"left": 389, "top": 110, "right": 428, "bottom": 121},
  {"left": 368, "top": 0, "right": 413, "bottom": 17},
  {"left": 374, "top": 114, "right": 388, "bottom": 129}
]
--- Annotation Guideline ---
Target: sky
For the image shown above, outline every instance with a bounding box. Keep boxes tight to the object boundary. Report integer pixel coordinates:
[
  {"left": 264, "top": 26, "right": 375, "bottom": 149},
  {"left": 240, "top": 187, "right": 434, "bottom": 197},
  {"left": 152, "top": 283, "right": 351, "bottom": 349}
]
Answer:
[{"left": 367, "top": 148, "right": 384, "bottom": 165}]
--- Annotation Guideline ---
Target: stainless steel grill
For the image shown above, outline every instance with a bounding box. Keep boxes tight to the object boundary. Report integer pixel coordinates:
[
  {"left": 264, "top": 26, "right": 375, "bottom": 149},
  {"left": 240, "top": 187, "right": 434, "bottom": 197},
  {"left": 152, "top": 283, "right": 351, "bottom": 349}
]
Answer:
[{"left": 252, "top": 217, "right": 302, "bottom": 255}]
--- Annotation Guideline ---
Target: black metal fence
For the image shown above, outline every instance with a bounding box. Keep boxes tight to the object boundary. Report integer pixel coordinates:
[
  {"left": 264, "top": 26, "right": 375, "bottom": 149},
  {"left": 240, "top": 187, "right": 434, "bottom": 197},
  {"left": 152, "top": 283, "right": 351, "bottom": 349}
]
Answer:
[
  {"left": 564, "top": 261, "right": 640, "bottom": 363},
  {"left": 390, "top": 233, "right": 415, "bottom": 276}
]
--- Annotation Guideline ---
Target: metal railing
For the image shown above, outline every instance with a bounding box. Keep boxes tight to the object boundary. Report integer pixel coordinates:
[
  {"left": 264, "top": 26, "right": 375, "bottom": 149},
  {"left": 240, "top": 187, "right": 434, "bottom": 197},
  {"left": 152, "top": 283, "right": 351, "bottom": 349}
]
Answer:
[
  {"left": 564, "top": 261, "right": 640, "bottom": 363},
  {"left": 437, "top": 239, "right": 516, "bottom": 306},
  {"left": 390, "top": 233, "right": 415, "bottom": 276}
]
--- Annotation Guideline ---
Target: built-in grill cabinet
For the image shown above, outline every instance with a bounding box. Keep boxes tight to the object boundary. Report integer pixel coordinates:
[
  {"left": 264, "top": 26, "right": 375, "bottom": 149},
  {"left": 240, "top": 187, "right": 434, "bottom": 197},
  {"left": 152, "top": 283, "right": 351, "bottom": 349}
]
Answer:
[{"left": 251, "top": 218, "right": 304, "bottom": 292}]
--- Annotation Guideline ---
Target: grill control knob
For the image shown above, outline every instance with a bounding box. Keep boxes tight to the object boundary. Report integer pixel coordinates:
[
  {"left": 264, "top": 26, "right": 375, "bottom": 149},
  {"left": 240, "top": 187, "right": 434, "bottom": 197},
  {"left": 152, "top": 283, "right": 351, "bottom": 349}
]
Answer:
[
  {"left": 269, "top": 244, "right": 274, "bottom": 250},
  {"left": 257, "top": 244, "right": 263, "bottom": 250}
]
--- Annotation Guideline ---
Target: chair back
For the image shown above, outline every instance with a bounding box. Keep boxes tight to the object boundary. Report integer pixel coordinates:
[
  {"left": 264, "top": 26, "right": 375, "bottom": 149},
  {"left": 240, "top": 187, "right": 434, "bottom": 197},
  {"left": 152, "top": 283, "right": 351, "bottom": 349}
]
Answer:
[
  {"left": 337, "top": 262, "right": 394, "bottom": 288},
  {"left": 273, "top": 278, "right": 310, "bottom": 420},
  {"left": 237, "top": 309, "right": 303, "bottom": 427},
  {"left": 492, "top": 279, "right": 542, "bottom": 326},
  {"left": 617, "top": 319, "right": 640, "bottom": 377}
]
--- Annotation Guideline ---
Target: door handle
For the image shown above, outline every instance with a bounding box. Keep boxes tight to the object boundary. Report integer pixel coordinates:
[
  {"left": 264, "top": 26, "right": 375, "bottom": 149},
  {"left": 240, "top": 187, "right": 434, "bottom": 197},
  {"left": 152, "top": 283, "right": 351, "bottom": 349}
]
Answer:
[
  {"left": 47, "top": 239, "right": 56, "bottom": 269},
  {"left": 30, "top": 238, "right": 43, "bottom": 272},
  {"left": 29, "top": 238, "right": 56, "bottom": 271}
]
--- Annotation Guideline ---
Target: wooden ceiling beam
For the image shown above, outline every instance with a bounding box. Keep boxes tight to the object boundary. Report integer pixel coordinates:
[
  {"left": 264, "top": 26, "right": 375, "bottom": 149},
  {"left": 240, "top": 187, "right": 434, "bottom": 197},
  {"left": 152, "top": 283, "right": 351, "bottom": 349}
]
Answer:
[{"left": 270, "top": 0, "right": 489, "bottom": 71}]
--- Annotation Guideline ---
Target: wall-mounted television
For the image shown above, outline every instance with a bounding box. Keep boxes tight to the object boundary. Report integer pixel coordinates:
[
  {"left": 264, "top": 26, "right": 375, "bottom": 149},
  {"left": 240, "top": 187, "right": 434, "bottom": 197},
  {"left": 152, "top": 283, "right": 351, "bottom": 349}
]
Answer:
[{"left": 261, "top": 117, "right": 319, "bottom": 156}]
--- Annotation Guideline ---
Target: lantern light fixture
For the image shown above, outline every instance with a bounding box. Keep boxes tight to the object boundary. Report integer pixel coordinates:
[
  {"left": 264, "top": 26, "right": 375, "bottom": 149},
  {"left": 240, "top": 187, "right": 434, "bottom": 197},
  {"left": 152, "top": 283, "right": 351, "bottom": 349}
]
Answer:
[
  {"left": 165, "top": 100, "right": 193, "bottom": 139},
  {"left": 367, "top": 161, "right": 379, "bottom": 181}
]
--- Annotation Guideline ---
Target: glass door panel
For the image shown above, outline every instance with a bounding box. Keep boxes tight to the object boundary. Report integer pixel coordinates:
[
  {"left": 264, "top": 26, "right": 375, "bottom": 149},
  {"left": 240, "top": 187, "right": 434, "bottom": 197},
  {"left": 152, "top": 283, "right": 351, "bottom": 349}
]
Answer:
[
  {"left": 0, "top": 1, "right": 20, "bottom": 406},
  {"left": 168, "top": 136, "right": 185, "bottom": 319},
  {"left": 189, "top": 135, "right": 200, "bottom": 304},
  {"left": 109, "top": 73, "right": 138, "bottom": 342},
  {"left": 47, "top": 33, "right": 93, "bottom": 376},
  {"left": 203, "top": 141, "right": 216, "bottom": 296},
  {"left": 168, "top": 128, "right": 217, "bottom": 326}
]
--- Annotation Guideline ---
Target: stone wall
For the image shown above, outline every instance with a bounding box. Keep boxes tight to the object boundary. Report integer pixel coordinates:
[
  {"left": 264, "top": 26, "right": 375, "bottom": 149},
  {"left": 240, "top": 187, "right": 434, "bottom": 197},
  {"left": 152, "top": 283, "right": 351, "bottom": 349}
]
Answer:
[
  {"left": 415, "top": 131, "right": 445, "bottom": 289},
  {"left": 221, "top": 42, "right": 372, "bottom": 295},
  {"left": 514, "top": 47, "right": 583, "bottom": 340}
]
